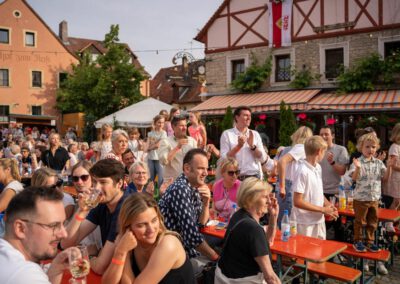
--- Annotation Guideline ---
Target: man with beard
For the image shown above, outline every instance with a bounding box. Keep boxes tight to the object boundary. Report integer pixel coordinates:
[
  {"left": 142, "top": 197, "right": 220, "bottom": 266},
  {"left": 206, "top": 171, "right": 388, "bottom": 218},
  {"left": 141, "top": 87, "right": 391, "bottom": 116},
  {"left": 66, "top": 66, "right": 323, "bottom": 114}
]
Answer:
[
  {"left": 0, "top": 186, "right": 73, "bottom": 284},
  {"left": 159, "top": 148, "right": 218, "bottom": 275},
  {"left": 61, "top": 158, "right": 126, "bottom": 275}
]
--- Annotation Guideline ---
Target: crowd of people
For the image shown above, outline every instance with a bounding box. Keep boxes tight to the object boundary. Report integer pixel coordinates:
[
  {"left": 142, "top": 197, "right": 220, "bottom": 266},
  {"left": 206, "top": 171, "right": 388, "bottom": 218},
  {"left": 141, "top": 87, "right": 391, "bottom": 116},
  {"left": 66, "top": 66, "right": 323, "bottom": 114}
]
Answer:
[{"left": 0, "top": 106, "right": 398, "bottom": 284}]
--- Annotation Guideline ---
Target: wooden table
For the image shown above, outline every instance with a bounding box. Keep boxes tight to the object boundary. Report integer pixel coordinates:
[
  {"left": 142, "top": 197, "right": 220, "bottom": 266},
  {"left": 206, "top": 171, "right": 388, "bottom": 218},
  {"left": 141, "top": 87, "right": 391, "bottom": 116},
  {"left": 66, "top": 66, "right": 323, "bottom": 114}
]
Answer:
[
  {"left": 61, "top": 270, "right": 101, "bottom": 284},
  {"left": 201, "top": 226, "right": 347, "bottom": 283},
  {"left": 338, "top": 208, "right": 400, "bottom": 222},
  {"left": 63, "top": 185, "right": 78, "bottom": 197}
]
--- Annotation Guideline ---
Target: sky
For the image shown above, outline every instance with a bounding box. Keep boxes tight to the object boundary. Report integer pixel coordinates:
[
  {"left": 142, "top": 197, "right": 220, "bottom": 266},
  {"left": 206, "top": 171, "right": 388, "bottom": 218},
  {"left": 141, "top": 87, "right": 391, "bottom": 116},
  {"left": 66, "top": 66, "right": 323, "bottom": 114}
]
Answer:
[{"left": 28, "top": 0, "right": 223, "bottom": 77}]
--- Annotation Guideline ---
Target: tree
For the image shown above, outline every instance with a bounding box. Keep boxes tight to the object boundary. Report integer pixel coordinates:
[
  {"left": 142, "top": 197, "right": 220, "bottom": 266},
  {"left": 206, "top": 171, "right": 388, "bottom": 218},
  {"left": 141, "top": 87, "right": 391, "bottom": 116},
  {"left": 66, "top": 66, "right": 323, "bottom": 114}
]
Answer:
[
  {"left": 220, "top": 106, "right": 234, "bottom": 131},
  {"left": 57, "top": 25, "right": 144, "bottom": 119},
  {"left": 279, "top": 101, "right": 297, "bottom": 146}
]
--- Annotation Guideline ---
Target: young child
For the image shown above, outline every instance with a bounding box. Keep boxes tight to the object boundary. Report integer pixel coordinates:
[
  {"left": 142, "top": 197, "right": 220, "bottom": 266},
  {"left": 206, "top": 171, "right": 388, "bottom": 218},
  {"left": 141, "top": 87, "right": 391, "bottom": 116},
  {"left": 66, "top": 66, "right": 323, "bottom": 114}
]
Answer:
[
  {"left": 292, "top": 135, "right": 338, "bottom": 240},
  {"left": 350, "top": 133, "right": 393, "bottom": 252}
]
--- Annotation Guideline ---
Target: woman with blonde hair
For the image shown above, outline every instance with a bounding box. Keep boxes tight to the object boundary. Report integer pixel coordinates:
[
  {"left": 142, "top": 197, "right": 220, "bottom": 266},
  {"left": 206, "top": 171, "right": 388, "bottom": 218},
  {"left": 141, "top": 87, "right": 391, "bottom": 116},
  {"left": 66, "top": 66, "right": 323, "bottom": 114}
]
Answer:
[
  {"left": 188, "top": 111, "right": 207, "bottom": 149},
  {"left": 212, "top": 157, "right": 241, "bottom": 220},
  {"left": 102, "top": 193, "right": 194, "bottom": 284},
  {"left": 147, "top": 115, "right": 167, "bottom": 186},
  {"left": 0, "top": 158, "right": 23, "bottom": 212},
  {"left": 31, "top": 167, "right": 75, "bottom": 220},
  {"left": 96, "top": 123, "right": 113, "bottom": 161},
  {"left": 277, "top": 126, "right": 313, "bottom": 226},
  {"left": 215, "top": 177, "right": 280, "bottom": 284}
]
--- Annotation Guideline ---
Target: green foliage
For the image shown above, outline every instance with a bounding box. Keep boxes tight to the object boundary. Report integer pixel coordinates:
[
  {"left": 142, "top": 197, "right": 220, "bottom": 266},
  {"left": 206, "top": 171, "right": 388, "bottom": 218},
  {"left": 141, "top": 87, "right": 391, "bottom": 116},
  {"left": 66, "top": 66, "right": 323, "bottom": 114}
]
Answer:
[
  {"left": 83, "top": 113, "right": 97, "bottom": 144},
  {"left": 231, "top": 53, "right": 272, "bottom": 93},
  {"left": 289, "top": 66, "right": 320, "bottom": 89},
  {"left": 337, "top": 52, "right": 400, "bottom": 93},
  {"left": 279, "top": 101, "right": 297, "bottom": 146},
  {"left": 57, "top": 25, "right": 144, "bottom": 120},
  {"left": 220, "top": 106, "right": 234, "bottom": 131},
  {"left": 347, "top": 140, "right": 356, "bottom": 156}
]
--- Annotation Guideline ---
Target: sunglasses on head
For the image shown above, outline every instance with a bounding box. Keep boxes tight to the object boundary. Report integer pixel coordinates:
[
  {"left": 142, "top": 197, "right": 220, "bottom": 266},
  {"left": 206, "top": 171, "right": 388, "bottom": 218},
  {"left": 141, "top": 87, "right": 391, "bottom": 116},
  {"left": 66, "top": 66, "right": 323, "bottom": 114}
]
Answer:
[
  {"left": 51, "top": 179, "right": 64, "bottom": 189},
  {"left": 227, "top": 170, "right": 240, "bottom": 177},
  {"left": 72, "top": 174, "right": 90, "bottom": 183}
]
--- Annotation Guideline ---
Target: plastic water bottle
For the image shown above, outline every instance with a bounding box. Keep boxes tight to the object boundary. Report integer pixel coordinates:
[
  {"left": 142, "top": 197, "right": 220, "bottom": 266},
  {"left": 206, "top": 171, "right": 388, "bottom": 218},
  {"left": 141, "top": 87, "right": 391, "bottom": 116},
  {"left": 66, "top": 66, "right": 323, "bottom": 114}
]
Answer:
[
  {"left": 19, "top": 161, "right": 23, "bottom": 176},
  {"left": 347, "top": 187, "right": 354, "bottom": 211},
  {"left": 281, "top": 210, "right": 290, "bottom": 242},
  {"left": 228, "top": 203, "right": 238, "bottom": 222},
  {"left": 27, "top": 164, "right": 32, "bottom": 175},
  {"left": 289, "top": 210, "right": 297, "bottom": 237},
  {"left": 339, "top": 184, "right": 346, "bottom": 210}
]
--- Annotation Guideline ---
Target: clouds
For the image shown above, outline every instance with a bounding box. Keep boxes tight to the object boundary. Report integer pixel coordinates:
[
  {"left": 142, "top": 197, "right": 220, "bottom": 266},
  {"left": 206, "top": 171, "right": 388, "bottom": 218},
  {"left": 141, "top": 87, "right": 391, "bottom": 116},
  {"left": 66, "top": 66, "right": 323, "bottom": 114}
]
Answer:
[{"left": 29, "top": 0, "right": 221, "bottom": 77}]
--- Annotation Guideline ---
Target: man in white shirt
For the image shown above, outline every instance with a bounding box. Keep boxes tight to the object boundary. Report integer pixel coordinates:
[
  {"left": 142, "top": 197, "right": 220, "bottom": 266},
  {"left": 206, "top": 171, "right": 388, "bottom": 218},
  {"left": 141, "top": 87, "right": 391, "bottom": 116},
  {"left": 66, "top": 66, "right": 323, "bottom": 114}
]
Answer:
[
  {"left": 158, "top": 115, "right": 197, "bottom": 180},
  {"left": 220, "top": 106, "right": 272, "bottom": 180},
  {"left": 0, "top": 186, "right": 73, "bottom": 284}
]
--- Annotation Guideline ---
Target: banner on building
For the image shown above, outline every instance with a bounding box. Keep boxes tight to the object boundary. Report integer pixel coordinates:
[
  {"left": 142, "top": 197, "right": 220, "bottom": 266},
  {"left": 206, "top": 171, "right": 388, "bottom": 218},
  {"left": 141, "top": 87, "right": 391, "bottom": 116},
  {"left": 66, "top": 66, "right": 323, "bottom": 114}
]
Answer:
[{"left": 268, "top": 0, "right": 293, "bottom": 48}]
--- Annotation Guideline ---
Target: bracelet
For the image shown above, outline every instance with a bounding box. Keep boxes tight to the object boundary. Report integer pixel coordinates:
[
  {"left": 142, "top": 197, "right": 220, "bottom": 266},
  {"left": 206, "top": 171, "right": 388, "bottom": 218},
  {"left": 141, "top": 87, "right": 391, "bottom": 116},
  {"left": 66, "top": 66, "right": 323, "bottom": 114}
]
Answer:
[
  {"left": 261, "top": 156, "right": 269, "bottom": 166},
  {"left": 250, "top": 145, "right": 257, "bottom": 151},
  {"left": 111, "top": 258, "right": 125, "bottom": 265},
  {"left": 75, "top": 214, "right": 85, "bottom": 222},
  {"left": 330, "top": 161, "right": 335, "bottom": 166}
]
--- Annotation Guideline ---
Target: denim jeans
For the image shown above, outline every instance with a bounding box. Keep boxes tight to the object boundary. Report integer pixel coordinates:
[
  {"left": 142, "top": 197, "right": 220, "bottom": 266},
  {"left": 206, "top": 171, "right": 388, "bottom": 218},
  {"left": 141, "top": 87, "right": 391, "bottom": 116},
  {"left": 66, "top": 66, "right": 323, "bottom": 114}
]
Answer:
[
  {"left": 276, "top": 179, "right": 293, "bottom": 229},
  {"left": 148, "top": 159, "right": 163, "bottom": 186}
]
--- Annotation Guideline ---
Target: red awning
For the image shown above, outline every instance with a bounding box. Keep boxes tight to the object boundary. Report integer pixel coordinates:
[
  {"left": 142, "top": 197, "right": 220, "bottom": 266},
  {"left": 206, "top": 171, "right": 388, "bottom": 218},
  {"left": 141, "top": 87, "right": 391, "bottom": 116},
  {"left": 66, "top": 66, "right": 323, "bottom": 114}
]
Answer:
[
  {"left": 307, "top": 90, "right": 400, "bottom": 111},
  {"left": 191, "top": 89, "right": 321, "bottom": 115}
]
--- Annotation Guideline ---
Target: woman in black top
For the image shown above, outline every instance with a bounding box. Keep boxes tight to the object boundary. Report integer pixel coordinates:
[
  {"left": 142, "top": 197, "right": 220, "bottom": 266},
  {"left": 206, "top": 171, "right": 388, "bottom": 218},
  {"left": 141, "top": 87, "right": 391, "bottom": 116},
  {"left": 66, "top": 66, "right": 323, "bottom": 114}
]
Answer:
[
  {"left": 216, "top": 177, "right": 281, "bottom": 284},
  {"left": 102, "top": 193, "right": 194, "bottom": 284}
]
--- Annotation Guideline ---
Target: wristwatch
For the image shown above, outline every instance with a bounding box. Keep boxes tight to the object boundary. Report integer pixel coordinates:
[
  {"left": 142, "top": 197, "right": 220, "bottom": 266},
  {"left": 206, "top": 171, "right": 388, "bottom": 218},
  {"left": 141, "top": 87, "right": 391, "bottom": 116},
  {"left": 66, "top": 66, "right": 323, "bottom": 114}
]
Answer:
[
  {"left": 250, "top": 145, "right": 257, "bottom": 151},
  {"left": 330, "top": 161, "right": 335, "bottom": 166}
]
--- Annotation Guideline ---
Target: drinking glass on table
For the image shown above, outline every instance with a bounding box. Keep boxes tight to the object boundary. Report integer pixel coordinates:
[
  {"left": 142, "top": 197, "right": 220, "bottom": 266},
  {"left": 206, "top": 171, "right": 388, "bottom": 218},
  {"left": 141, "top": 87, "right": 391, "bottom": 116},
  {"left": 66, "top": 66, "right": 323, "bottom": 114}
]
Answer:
[
  {"left": 68, "top": 245, "right": 90, "bottom": 284},
  {"left": 84, "top": 188, "right": 101, "bottom": 209}
]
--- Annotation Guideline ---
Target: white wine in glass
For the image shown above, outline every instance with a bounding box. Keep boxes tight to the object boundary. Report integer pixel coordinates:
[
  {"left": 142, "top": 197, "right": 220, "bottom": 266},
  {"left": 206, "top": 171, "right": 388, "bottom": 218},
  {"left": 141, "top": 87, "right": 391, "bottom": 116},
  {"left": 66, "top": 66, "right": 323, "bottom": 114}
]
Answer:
[{"left": 69, "top": 245, "right": 90, "bottom": 281}]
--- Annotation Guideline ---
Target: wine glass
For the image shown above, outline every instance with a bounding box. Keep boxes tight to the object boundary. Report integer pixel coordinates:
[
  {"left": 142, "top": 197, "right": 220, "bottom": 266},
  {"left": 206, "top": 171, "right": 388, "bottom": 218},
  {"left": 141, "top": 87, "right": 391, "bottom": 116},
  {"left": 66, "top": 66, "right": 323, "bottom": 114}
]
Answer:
[{"left": 68, "top": 245, "right": 90, "bottom": 284}]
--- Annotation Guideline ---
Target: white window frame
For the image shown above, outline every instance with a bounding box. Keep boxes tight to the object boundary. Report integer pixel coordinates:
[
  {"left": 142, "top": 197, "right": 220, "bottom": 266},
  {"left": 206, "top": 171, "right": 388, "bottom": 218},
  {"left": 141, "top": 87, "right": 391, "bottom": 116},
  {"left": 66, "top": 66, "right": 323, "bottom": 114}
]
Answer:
[
  {"left": 23, "top": 30, "right": 37, "bottom": 48},
  {"left": 319, "top": 42, "right": 349, "bottom": 83},
  {"left": 0, "top": 26, "right": 11, "bottom": 45},
  {"left": 270, "top": 47, "right": 295, "bottom": 86},
  {"left": 378, "top": 35, "right": 400, "bottom": 59},
  {"left": 30, "top": 70, "right": 43, "bottom": 88},
  {"left": 226, "top": 54, "right": 249, "bottom": 85},
  {"left": 0, "top": 68, "right": 10, "bottom": 87}
]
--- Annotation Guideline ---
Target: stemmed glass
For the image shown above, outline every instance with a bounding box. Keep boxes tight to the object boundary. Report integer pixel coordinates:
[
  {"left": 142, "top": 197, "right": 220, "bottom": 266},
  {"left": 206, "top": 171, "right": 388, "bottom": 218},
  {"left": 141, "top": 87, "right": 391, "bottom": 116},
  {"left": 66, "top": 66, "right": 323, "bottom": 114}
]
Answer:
[{"left": 68, "top": 245, "right": 90, "bottom": 284}]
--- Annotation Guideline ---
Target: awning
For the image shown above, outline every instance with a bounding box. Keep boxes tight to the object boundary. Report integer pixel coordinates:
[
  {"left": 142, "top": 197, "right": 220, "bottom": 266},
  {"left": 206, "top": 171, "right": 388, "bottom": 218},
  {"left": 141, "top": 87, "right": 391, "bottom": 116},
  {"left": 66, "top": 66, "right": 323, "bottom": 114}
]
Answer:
[
  {"left": 307, "top": 90, "right": 400, "bottom": 111},
  {"left": 190, "top": 89, "right": 321, "bottom": 115},
  {"left": 9, "top": 114, "right": 57, "bottom": 126}
]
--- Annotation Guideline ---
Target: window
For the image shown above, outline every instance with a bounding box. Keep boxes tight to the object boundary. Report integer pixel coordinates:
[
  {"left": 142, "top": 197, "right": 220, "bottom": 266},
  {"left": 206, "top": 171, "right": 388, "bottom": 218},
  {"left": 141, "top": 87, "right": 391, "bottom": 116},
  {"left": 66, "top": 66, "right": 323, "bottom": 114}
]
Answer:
[
  {"left": 325, "top": 48, "right": 344, "bottom": 80},
  {"left": 231, "top": 59, "right": 245, "bottom": 81},
  {"left": 25, "top": 32, "right": 35, "bottom": 47},
  {"left": 0, "top": 105, "right": 9, "bottom": 122},
  {"left": 58, "top": 72, "right": 68, "bottom": 87},
  {"left": 275, "top": 55, "right": 291, "bottom": 82},
  {"left": 384, "top": 41, "right": 400, "bottom": 58},
  {"left": 0, "top": 28, "right": 9, "bottom": 44},
  {"left": 0, "top": 69, "right": 9, "bottom": 86},
  {"left": 32, "top": 71, "right": 42, "bottom": 87},
  {"left": 32, "top": 106, "right": 42, "bottom": 116}
]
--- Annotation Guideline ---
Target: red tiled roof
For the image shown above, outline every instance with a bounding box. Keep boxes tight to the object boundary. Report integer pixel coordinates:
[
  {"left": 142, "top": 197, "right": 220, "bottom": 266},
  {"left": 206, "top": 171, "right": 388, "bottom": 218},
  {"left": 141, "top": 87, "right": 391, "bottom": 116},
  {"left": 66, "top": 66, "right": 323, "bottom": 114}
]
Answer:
[
  {"left": 150, "top": 63, "right": 203, "bottom": 105},
  {"left": 191, "top": 89, "right": 321, "bottom": 115}
]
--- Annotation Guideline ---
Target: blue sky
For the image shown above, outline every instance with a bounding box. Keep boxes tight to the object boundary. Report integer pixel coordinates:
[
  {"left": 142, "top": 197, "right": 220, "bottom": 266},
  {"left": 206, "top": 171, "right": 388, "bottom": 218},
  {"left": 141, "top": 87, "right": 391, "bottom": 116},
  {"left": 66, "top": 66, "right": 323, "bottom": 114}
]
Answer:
[{"left": 28, "top": 0, "right": 222, "bottom": 77}]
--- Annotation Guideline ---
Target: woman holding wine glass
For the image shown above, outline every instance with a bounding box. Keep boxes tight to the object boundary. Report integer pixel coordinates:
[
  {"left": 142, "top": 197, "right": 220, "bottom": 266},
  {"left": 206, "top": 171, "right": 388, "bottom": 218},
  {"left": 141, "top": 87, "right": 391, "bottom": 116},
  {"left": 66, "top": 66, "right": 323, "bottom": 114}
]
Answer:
[{"left": 102, "top": 193, "right": 195, "bottom": 284}]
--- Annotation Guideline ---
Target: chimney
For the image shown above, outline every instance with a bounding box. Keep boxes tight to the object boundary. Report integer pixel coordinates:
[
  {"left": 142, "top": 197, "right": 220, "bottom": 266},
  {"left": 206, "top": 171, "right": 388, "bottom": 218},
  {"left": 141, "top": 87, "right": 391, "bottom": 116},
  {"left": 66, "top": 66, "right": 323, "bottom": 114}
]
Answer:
[{"left": 59, "top": 21, "right": 69, "bottom": 44}]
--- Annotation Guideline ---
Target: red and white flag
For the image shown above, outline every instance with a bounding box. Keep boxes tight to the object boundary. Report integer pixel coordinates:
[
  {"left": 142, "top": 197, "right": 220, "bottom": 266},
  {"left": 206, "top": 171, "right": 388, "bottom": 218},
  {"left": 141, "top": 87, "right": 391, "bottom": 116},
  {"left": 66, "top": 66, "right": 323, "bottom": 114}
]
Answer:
[{"left": 269, "top": 0, "right": 293, "bottom": 48}]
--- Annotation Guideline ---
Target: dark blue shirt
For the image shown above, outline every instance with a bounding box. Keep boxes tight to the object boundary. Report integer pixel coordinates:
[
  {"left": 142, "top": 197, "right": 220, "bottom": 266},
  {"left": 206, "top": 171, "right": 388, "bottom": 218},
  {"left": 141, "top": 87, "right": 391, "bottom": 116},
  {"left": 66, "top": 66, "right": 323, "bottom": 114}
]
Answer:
[{"left": 86, "top": 191, "right": 127, "bottom": 245}]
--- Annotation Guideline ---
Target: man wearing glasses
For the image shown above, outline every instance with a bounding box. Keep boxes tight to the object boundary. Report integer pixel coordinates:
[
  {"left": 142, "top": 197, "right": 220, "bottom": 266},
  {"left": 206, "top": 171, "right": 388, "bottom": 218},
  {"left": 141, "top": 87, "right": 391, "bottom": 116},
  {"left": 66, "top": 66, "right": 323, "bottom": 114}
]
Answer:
[
  {"left": 0, "top": 186, "right": 74, "bottom": 284},
  {"left": 61, "top": 158, "right": 127, "bottom": 275}
]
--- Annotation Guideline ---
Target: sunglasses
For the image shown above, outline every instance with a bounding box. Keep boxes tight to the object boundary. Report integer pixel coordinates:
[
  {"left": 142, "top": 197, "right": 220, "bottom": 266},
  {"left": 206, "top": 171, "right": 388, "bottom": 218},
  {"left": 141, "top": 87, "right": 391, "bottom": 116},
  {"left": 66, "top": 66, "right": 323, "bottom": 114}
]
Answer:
[
  {"left": 227, "top": 170, "right": 240, "bottom": 177},
  {"left": 72, "top": 174, "right": 90, "bottom": 183},
  {"left": 51, "top": 179, "right": 64, "bottom": 189}
]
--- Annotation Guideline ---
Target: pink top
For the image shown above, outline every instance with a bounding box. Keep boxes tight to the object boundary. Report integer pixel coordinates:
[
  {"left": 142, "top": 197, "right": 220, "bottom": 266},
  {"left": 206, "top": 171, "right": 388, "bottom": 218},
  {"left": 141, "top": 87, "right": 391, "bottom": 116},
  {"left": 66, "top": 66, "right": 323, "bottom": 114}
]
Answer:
[
  {"left": 213, "top": 178, "right": 240, "bottom": 219},
  {"left": 164, "top": 121, "right": 174, "bottom": 137},
  {"left": 188, "top": 125, "right": 205, "bottom": 147}
]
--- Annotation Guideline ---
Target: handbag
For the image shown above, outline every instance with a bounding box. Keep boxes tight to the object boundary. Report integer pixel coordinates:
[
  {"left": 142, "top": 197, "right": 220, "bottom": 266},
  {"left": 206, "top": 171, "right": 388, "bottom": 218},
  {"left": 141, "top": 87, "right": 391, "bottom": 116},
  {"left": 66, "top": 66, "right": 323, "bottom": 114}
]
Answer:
[{"left": 201, "top": 218, "right": 247, "bottom": 284}]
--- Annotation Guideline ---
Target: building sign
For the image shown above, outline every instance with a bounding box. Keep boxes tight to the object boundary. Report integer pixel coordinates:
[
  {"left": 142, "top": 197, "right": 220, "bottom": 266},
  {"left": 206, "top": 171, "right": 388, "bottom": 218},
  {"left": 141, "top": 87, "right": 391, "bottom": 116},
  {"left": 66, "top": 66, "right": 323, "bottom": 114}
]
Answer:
[
  {"left": 313, "top": 22, "right": 356, "bottom": 33},
  {"left": 0, "top": 52, "right": 51, "bottom": 64}
]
